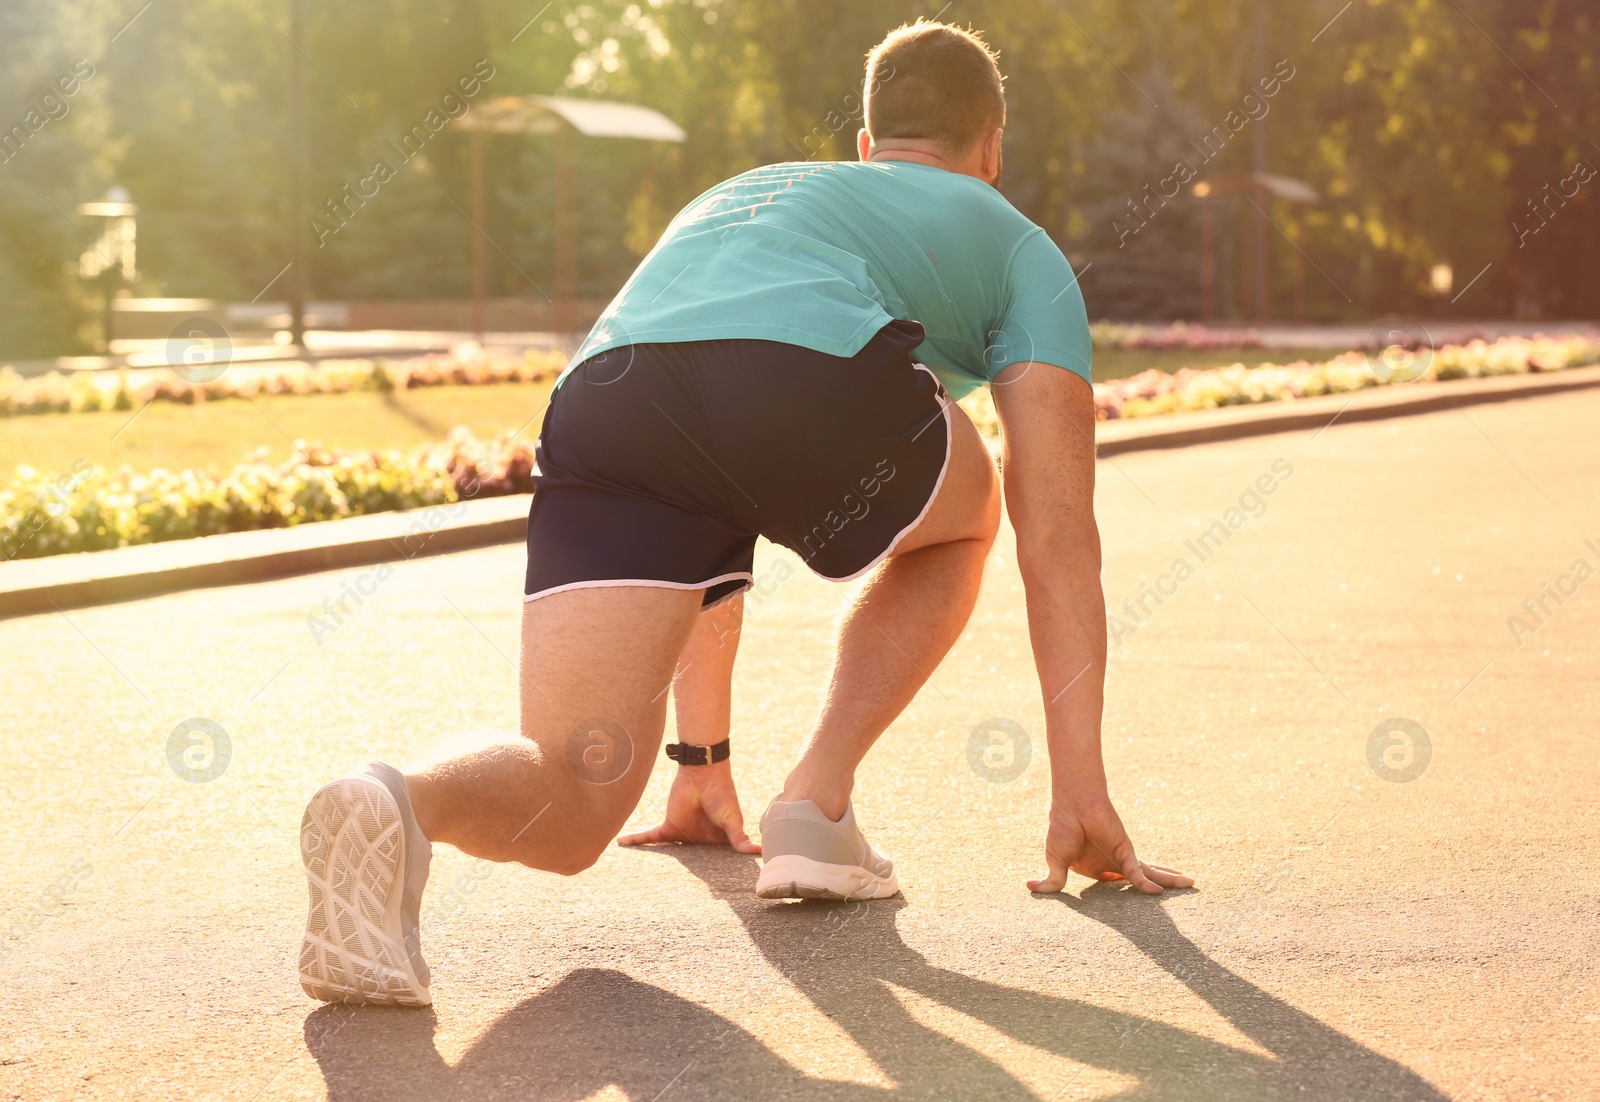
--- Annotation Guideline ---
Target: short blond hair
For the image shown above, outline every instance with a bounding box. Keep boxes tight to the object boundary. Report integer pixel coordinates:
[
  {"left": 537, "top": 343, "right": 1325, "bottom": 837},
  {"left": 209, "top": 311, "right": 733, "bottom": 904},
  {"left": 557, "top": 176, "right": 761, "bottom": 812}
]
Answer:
[{"left": 864, "top": 20, "right": 1006, "bottom": 155}]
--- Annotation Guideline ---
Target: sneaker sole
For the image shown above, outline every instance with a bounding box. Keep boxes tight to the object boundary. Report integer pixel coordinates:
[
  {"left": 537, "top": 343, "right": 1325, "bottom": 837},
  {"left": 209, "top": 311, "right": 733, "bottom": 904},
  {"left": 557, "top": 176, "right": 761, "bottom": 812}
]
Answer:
[
  {"left": 754, "top": 854, "right": 901, "bottom": 901},
  {"left": 299, "top": 775, "right": 430, "bottom": 1007}
]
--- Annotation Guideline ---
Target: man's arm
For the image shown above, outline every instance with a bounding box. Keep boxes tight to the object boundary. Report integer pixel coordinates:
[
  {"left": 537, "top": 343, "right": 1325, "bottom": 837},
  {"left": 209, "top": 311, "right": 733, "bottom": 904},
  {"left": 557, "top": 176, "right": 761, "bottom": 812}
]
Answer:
[
  {"left": 616, "top": 595, "right": 760, "bottom": 853},
  {"left": 991, "top": 362, "right": 1192, "bottom": 894}
]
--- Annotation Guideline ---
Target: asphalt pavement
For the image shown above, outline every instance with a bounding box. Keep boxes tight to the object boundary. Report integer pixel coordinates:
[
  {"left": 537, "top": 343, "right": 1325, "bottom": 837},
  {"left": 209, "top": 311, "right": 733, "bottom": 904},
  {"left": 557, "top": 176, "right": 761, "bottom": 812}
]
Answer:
[{"left": 2, "top": 388, "right": 1597, "bottom": 1101}]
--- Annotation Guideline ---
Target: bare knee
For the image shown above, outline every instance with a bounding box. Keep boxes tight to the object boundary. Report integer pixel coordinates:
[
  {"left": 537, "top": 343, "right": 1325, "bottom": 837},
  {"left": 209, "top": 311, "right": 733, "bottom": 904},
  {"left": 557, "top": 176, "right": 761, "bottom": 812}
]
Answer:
[
  {"left": 538, "top": 843, "right": 606, "bottom": 878},
  {"left": 545, "top": 800, "right": 621, "bottom": 875},
  {"left": 508, "top": 793, "right": 628, "bottom": 876}
]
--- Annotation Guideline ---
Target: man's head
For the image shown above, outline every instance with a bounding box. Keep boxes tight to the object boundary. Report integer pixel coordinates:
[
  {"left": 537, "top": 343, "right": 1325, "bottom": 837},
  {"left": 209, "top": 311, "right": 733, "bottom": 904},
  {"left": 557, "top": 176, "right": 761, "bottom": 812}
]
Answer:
[{"left": 859, "top": 20, "right": 1006, "bottom": 185}]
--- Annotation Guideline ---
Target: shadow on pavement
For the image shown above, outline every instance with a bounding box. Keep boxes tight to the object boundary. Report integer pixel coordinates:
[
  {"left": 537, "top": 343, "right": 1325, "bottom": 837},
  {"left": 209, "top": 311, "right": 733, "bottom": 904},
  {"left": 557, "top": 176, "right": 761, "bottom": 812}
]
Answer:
[
  {"left": 305, "top": 848, "right": 1447, "bottom": 1101},
  {"left": 305, "top": 966, "right": 879, "bottom": 1101}
]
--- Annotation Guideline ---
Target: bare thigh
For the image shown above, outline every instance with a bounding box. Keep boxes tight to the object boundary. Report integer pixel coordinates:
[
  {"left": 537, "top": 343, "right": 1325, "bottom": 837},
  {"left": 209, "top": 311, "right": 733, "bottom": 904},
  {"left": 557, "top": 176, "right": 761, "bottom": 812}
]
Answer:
[
  {"left": 890, "top": 398, "right": 1001, "bottom": 556},
  {"left": 517, "top": 585, "right": 704, "bottom": 840}
]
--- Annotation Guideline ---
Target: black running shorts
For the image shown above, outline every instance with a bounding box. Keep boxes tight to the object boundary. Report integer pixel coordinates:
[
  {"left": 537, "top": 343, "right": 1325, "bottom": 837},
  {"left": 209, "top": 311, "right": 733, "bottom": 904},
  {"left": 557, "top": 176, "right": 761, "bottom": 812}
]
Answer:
[{"left": 524, "top": 319, "right": 951, "bottom": 609}]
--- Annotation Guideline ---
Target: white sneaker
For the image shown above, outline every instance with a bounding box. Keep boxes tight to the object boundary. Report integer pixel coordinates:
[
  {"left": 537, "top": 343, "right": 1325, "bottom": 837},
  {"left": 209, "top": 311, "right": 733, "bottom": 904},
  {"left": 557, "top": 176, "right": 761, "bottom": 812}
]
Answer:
[
  {"left": 755, "top": 798, "right": 900, "bottom": 901},
  {"left": 299, "top": 761, "right": 432, "bottom": 1006}
]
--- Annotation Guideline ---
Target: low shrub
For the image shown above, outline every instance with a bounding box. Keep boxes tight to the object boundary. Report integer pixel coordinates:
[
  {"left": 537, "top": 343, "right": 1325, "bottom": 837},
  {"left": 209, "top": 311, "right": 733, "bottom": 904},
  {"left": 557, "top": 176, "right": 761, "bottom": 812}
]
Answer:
[
  {"left": 0, "top": 428, "right": 536, "bottom": 561},
  {"left": 1095, "top": 334, "right": 1600, "bottom": 420},
  {"left": 0, "top": 348, "right": 566, "bottom": 419},
  {"left": 955, "top": 333, "right": 1600, "bottom": 429},
  {"left": 1089, "top": 321, "right": 1265, "bottom": 351}
]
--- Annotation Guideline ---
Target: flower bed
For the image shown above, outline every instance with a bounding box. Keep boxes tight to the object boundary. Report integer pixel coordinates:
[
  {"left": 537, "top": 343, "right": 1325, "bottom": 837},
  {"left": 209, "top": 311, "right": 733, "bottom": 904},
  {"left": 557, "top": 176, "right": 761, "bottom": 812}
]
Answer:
[
  {"left": 956, "top": 333, "right": 1600, "bottom": 431},
  {"left": 11, "top": 332, "right": 1592, "bottom": 427},
  {"left": 0, "top": 349, "right": 566, "bottom": 418},
  {"left": 0, "top": 428, "right": 535, "bottom": 561},
  {"left": 1094, "top": 333, "right": 1600, "bottom": 420},
  {"left": 7, "top": 333, "right": 1598, "bottom": 561},
  {"left": 1089, "top": 321, "right": 1264, "bottom": 351}
]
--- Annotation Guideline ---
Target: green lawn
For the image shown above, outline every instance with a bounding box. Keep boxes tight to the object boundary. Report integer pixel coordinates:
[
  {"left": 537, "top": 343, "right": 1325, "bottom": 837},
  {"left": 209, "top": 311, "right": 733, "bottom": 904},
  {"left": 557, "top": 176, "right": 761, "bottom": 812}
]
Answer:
[
  {"left": 0, "top": 380, "right": 557, "bottom": 478},
  {"left": 1, "top": 346, "right": 1353, "bottom": 479}
]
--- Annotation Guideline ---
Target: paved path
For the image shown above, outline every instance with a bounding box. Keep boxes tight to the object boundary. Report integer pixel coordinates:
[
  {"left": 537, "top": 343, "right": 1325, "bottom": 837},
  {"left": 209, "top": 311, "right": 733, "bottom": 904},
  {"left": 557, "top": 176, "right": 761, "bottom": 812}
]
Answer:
[
  {"left": 4, "top": 328, "right": 569, "bottom": 377},
  {"left": 3, "top": 389, "right": 1597, "bottom": 1101}
]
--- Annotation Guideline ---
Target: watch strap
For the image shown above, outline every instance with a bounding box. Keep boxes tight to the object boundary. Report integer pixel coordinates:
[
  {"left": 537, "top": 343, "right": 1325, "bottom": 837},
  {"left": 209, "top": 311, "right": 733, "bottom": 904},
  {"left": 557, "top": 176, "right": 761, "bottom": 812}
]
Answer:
[{"left": 665, "top": 738, "right": 730, "bottom": 766}]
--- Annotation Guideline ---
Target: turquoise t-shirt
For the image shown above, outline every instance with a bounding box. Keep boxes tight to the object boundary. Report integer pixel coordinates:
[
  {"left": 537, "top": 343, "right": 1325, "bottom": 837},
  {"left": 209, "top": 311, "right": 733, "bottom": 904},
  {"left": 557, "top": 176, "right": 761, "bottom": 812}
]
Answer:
[{"left": 569, "top": 160, "right": 1091, "bottom": 400}]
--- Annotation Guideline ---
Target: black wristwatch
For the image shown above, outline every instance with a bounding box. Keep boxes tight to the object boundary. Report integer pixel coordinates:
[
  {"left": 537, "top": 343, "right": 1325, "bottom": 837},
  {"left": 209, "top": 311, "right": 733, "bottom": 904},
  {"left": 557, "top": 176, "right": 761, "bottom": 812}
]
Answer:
[{"left": 665, "top": 738, "right": 730, "bottom": 766}]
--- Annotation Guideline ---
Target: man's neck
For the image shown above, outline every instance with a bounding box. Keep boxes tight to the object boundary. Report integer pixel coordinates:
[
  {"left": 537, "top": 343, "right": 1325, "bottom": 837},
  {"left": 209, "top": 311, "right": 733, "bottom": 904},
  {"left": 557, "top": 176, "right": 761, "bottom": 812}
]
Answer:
[
  {"left": 867, "top": 148, "right": 955, "bottom": 171},
  {"left": 864, "top": 138, "right": 993, "bottom": 185}
]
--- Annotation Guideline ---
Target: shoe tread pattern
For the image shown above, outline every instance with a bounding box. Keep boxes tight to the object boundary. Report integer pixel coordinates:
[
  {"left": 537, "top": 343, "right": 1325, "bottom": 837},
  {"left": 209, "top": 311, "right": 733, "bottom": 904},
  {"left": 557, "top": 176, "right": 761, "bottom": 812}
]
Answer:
[{"left": 299, "top": 778, "right": 429, "bottom": 1007}]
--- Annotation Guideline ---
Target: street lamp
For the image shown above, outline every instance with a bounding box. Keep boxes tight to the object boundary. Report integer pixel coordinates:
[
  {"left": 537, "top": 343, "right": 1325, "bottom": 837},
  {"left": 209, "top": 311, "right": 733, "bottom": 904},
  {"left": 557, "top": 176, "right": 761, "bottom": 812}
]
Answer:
[
  {"left": 76, "top": 185, "right": 138, "bottom": 353},
  {"left": 288, "top": 0, "right": 308, "bottom": 350},
  {"left": 1193, "top": 181, "right": 1214, "bottom": 323},
  {"left": 1251, "top": 0, "right": 1268, "bottom": 322},
  {"left": 1192, "top": 174, "right": 1320, "bottom": 325}
]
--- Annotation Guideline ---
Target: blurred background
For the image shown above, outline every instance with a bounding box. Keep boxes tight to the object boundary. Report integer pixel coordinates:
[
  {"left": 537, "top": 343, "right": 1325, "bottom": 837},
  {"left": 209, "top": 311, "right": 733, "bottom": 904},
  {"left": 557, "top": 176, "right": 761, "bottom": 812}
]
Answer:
[
  {"left": 4, "top": 0, "right": 1598, "bottom": 360},
  {"left": 10, "top": 12, "right": 1600, "bottom": 1098},
  {"left": 4, "top": 0, "right": 1599, "bottom": 563}
]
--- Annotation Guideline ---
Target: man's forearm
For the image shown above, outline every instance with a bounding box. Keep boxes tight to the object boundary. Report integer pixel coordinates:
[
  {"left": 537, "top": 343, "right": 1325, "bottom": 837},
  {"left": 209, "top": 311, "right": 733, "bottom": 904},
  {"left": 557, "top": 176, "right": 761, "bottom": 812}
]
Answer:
[
  {"left": 672, "top": 595, "right": 744, "bottom": 746},
  {"left": 991, "top": 360, "right": 1109, "bottom": 802},
  {"left": 1017, "top": 535, "right": 1108, "bottom": 800},
  {"left": 992, "top": 363, "right": 1190, "bottom": 893}
]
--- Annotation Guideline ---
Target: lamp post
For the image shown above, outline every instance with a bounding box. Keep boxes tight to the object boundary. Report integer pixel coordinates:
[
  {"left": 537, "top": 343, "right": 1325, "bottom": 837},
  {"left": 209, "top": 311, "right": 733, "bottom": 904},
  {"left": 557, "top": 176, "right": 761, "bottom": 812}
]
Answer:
[
  {"left": 1251, "top": 0, "right": 1269, "bottom": 323},
  {"left": 75, "top": 186, "right": 137, "bottom": 353},
  {"left": 1194, "top": 181, "right": 1214, "bottom": 324},
  {"left": 287, "top": 0, "right": 308, "bottom": 350},
  {"left": 1193, "top": 174, "right": 1319, "bottom": 325}
]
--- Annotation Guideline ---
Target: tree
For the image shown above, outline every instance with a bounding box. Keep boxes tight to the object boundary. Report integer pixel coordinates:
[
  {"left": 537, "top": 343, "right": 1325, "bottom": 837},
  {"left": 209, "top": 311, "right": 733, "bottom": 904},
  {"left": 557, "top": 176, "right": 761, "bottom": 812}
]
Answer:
[
  {"left": 5, "top": 0, "right": 1599, "bottom": 359},
  {"left": 0, "top": 0, "right": 116, "bottom": 356}
]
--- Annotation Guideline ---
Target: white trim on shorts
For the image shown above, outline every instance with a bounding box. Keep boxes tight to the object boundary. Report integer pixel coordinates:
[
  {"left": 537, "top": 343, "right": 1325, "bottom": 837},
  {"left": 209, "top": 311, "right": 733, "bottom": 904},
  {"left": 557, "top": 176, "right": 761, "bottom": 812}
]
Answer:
[
  {"left": 523, "top": 571, "right": 756, "bottom": 604},
  {"left": 809, "top": 362, "right": 955, "bottom": 584}
]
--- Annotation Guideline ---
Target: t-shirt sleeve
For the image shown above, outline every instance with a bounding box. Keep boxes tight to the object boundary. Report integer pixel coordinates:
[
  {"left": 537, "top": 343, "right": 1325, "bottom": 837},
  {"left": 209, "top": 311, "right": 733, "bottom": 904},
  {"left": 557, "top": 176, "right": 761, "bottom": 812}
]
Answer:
[{"left": 984, "top": 229, "right": 1093, "bottom": 386}]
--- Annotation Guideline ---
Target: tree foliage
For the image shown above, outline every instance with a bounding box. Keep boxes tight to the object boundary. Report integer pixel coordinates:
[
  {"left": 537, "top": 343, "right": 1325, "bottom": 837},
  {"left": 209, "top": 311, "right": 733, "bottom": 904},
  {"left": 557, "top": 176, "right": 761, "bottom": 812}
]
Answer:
[{"left": 2, "top": 0, "right": 1596, "bottom": 357}]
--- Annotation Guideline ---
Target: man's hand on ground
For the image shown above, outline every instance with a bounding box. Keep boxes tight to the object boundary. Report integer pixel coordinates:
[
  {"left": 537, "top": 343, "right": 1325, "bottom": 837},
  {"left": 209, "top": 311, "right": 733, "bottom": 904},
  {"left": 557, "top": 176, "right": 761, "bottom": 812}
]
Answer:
[
  {"left": 617, "top": 761, "right": 760, "bottom": 853},
  {"left": 1026, "top": 796, "right": 1193, "bottom": 895}
]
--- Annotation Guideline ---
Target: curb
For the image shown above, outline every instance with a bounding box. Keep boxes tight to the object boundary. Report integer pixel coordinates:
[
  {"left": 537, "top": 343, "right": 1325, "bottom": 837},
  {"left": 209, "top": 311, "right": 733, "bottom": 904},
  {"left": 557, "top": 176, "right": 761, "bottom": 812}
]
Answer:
[
  {"left": 5, "top": 364, "right": 1599, "bottom": 619},
  {"left": 0, "top": 494, "right": 532, "bottom": 620},
  {"left": 1092, "top": 362, "right": 1600, "bottom": 455}
]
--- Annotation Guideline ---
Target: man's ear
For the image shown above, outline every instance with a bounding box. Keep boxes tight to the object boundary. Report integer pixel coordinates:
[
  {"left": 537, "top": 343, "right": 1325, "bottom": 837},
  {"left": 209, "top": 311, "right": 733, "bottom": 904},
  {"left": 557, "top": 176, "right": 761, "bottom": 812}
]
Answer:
[
  {"left": 981, "top": 127, "right": 1003, "bottom": 181},
  {"left": 857, "top": 128, "right": 872, "bottom": 161}
]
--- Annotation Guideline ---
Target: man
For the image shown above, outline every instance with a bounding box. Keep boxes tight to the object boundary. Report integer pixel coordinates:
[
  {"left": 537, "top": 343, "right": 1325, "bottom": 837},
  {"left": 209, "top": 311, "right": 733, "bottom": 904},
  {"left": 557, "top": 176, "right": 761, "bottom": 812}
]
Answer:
[{"left": 298, "top": 19, "right": 1191, "bottom": 1008}]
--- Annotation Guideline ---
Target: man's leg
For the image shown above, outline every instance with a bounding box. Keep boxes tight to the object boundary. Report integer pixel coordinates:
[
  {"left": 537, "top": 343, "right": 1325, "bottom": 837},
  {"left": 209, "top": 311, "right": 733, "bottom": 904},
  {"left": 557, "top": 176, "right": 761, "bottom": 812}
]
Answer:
[
  {"left": 781, "top": 402, "right": 1001, "bottom": 821},
  {"left": 403, "top": 585, "right": 704, "bottom": 874},
  {"left": 299, "top": 584, "right": 702, "bottom": 1006}
]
